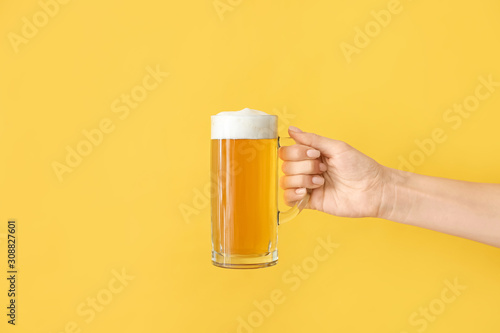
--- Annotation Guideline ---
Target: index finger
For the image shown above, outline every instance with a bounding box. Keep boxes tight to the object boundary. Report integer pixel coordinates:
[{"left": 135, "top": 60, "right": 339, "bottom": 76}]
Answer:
[{"left": 279, "top": 144, "right": 321, "bottom": 161}]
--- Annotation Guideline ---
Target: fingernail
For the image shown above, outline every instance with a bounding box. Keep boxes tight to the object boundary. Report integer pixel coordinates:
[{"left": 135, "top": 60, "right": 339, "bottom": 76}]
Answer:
[
  {"left": 312, "top": 176, "right": 324, "bottom": 185},
  {"left": 319, "top": 163, "right": 327, "bottom": 172},
  {"left": 306, "top": 149, "right": 320, "bottom": 158},
  {"left": 289, "top": 126, "right": 303, "bottom": 133},
  {"left": 295, "top": 188, "right": 307, "bottom": 194}
]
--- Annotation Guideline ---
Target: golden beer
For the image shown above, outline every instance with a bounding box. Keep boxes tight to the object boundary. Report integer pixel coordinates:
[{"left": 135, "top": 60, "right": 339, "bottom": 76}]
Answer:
[
  {"left": 211, "top": 139, "right": 278, "bottom": 264},
  {"left": 211, "top": 108, "right": 308, "bottom": 269}
]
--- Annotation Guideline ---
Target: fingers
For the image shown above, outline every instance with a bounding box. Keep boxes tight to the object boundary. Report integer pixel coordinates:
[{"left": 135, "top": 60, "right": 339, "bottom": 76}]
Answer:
[
  {"left": 279, "top": 127, "right": 330, "bottom": 207},
  {"left": 280, "top": 174, "right": 324, "bottom": 189},
  {"left": 288, "top": 126, "right": 349, "bottom": 156},
  {"left": 284, "top": 188, "right": 308, "bottom": 206},
  {"left": 282, "top": 159, "right": 327, "bottom": 175},
  {"left": 279, "top": 144, "right": 321, "bottom": 161}
]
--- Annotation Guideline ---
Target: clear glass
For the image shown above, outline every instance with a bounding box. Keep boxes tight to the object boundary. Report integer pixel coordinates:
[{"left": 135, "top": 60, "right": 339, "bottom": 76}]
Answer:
[{"left": 210, "top": 118, "right": 309, "bottom": 269}]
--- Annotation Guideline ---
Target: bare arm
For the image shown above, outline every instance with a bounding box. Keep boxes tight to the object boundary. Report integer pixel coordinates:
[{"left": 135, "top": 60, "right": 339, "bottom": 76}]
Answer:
[{"left": 380, "top": 169, "right": 500, "bottom": 247}]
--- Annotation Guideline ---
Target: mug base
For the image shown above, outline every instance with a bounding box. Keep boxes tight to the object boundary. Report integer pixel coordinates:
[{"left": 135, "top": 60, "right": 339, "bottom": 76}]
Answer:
[{"left": 212, "top": 250, "right": 278, "bottom": 269}]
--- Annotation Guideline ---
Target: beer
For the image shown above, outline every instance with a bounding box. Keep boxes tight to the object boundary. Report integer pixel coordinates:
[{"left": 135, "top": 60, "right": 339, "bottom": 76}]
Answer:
[
  {"left": 211, "top": 139, "right": 278, "bottom": 255},
  {"left": 211, "top": 109, "right": 278, "bottom": 268}
]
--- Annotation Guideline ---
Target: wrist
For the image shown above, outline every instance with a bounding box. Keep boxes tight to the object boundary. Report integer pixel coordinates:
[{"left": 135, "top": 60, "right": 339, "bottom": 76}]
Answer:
[{"left": 376, "top": 166, "right": 412, "bottom": 221}]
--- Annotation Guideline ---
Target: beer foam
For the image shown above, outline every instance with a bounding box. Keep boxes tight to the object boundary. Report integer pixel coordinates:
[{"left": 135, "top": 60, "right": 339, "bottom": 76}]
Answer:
[{"left": 211, "top": 108, "right": 277, "bottom": 139}]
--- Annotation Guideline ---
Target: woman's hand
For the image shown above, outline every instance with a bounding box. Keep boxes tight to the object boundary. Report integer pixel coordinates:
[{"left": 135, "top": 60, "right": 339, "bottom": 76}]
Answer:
[{"left": 279, "top": 126, "right": 391, "bottom": 218}]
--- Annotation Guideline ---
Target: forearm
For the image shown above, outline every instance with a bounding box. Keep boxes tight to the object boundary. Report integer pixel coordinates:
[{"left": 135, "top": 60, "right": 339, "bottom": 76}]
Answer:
[{"left": 379, "top": 167, "right": 500, "bottom": 247}]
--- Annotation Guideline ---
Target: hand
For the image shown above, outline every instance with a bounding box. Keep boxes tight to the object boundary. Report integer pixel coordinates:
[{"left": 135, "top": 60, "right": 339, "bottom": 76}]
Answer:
[
  {"left": 280, "top": 126, "right": 500, "bottom": 247},
  {"left": 279, "top": 126, "right": 390, "bottom": 218}
]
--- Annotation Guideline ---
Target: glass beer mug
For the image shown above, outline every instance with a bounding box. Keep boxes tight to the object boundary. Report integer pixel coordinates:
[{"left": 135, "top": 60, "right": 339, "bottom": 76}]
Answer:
[{"left": 211, "top": 108, "right": 309, "bottom": 269}]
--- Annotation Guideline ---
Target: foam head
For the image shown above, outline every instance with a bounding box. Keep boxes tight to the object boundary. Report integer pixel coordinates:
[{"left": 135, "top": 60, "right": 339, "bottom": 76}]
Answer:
[{"left": 211, "top": 108, "right": 277, "bottom": 139}]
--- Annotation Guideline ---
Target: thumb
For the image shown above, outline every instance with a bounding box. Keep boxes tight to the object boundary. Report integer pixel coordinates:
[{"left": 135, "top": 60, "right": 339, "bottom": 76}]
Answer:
[{"left": 288, "top": 126, "right": 346, "bottom": 156}]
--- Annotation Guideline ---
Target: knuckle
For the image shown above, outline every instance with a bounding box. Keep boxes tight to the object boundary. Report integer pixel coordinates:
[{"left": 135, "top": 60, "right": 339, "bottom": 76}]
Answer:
[
  {"left": 289, "top": 146, "right": 301, "bottom": 159},
  {"left": 301, "top": 175, "right": 311, "bottom": 187},
  {"left": 281, "top": 162, "right": 288, "bottom": 174},
  {"left": 337, "top": 140, "right": 350, "bottom": 150},
  {"left": 282, "top": 162, "right": 295, "bottom": 175},
  {"left": 278, "top": 147, "right": 285, "bottom": 159},
  {"left": 283, "top": 147, "right": 295, "bottom": 160},
  {"left": 309, "top": 160, "right": 319, "bottom": 171},
  {"left": 310, "top": 133, "right": 320, "bottom": 145},
  {"left": 279, "top": 176, "right": 287, "bottom": 189},
  {"left": 291, "top": 175, "right": 301, "bottom": 187}
]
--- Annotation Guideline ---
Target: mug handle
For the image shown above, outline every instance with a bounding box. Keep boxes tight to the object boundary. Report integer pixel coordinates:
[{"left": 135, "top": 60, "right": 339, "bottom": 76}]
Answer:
[{"left": 277, "top": 137, "right": 311, "bottom": 225}]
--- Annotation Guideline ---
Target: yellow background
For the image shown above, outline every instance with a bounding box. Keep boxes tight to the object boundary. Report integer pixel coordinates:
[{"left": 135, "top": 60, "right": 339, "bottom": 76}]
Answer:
[{"left": 1, "top": 0, "right": 500, "bottom": 332}]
